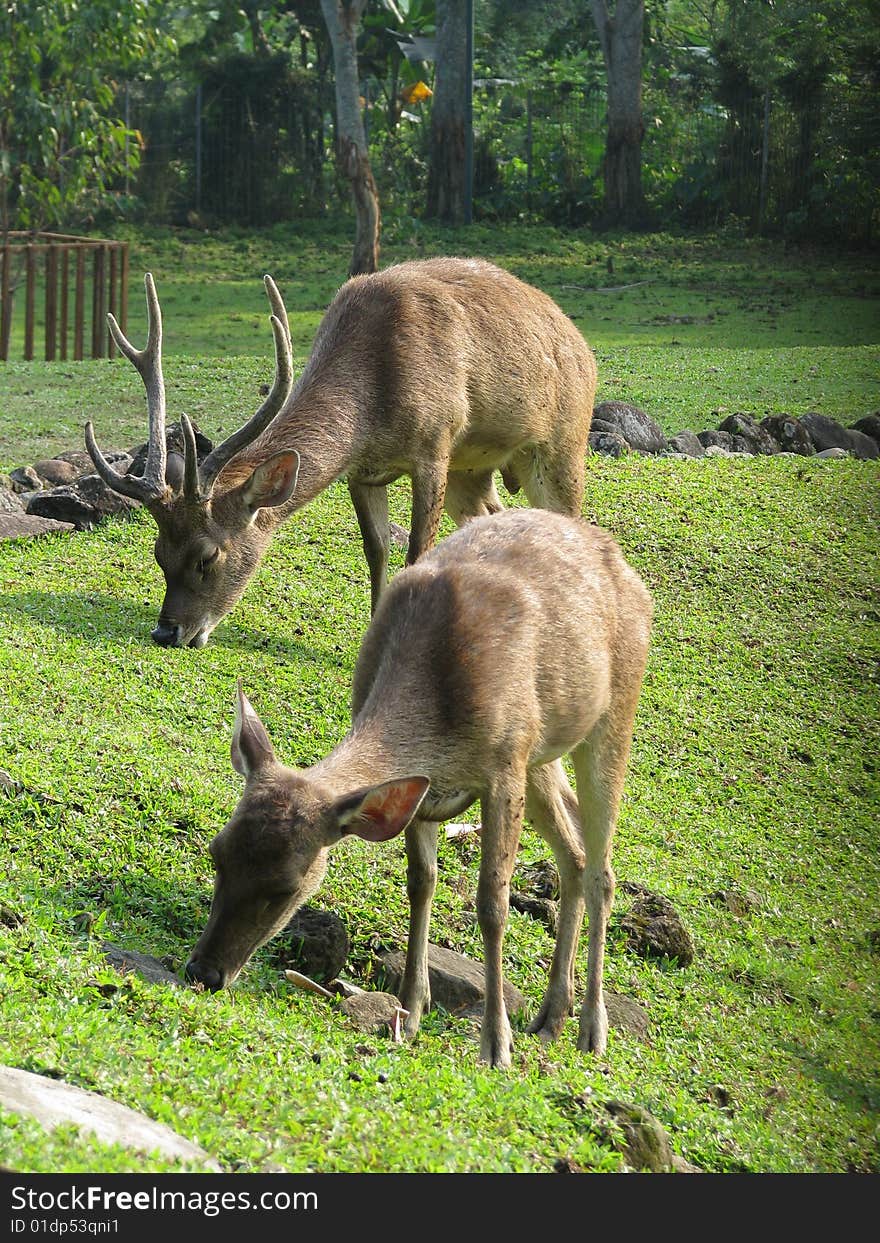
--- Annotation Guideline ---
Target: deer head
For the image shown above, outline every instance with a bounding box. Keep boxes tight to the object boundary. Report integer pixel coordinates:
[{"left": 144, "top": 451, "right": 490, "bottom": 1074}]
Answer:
[
  {"left": 85, "top": 273, "right": 301, "bottom": 647},
  {"left": 185, "top": 684, "right": 429, "bottom": 990}
]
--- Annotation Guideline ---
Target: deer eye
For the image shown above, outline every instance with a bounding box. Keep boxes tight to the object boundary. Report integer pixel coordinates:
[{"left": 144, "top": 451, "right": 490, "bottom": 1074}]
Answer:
[{"left": 196, "top": 548, "right": 220, "bottom": 575}]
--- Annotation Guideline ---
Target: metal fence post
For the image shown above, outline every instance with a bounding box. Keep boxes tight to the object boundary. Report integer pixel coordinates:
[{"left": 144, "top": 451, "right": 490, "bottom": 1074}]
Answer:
[{"left": 195, "top": 82, "right": 203, "bottom": 215}]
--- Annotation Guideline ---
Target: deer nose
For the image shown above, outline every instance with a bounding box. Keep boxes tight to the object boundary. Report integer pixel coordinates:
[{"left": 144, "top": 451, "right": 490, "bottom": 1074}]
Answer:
[
  {"left": 185, "top": 959, "right": 223, "bottom": 991},
  {"left": 151, "top": 620, "right": 182, "bottom": 647}
]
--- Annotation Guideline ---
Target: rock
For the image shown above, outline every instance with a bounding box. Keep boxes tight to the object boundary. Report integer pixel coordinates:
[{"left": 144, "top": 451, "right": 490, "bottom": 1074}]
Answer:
[
  {"left": 0, "top": 513, "right": 75, "bottom": 541},
  {"left": 709, "top": 888, "right": 761, "bottom": 917},
  {"left": 729, "top": 435, "right": 755, "bottom": 454},
  {"left": 718, "top": 413, "right": 778, "bottom": 455},
  {"left": 272, "top": 905, "right": 349, "bottom": 984},
  {"left": 32, "top": 459, "right": 80, "bottom": 487},
  {"left": 619, "top": 882, "right": 694, "bottom": 967},
  {"left": 339, "top": 991, "right": 406, "bottom": 1035},
  {"left": 697, "top": 429, "right": 733, "bottom": 451},
  {"left": 760, "top": 415, "right": 815, "bottom": 456},
  {"left": 55, "top": 450, "right": 96, "bottom": 474},
  {"left": 667, "top": 430, "right": 705, "bottom": 457},
  {"left": 592, "top": 401, "right": 667, "bottom": 454},
  {"left": 517, "top": 859, "right": 559, "bottom": 899},
  {"left": 605, "top": 991, "right": 649, "bottom": 1042},
  {"left": 588, "top": 431, "right": 629, "bottom": 458},
  {"left": 601, "top": 1100, "right": 675, "bottom": 1172},
  {"left": 0, "top": 1065, "right": 219, "bottom": 1169},
  {"left": 0, "top": 485, "right": 24, "bottom": 513},
  {"left": 9, "top": 466, "right": 42, "bottom": 492},
  {"left": 816, "top": 447, "right": 849, "bottom": 459},
  {"left": 509, "top": 891, "right": 558, "bottom": 933},
  {"left": 101, "top": 942, "right": 182, "bottom": 987},
  {"left": 851, "top": 415, "right": 880, "bottom": 446},
  {"left": 704, "top": 444, "right": 734, "bottom": 458},
  {"left": 389, "top": 522, "right": 409, "bottom": 548},
  {"left": 801, "top": 413, "right": 878, "bottom": 460},
  {"left": 377, "top": 943, "right": 528, "bottom": 1018},
  {"left": 26, "top": 474, "right": 140, "bottom": 530},
  {"left": 128, "top": 421, "right": 213, "bottom": 479}
]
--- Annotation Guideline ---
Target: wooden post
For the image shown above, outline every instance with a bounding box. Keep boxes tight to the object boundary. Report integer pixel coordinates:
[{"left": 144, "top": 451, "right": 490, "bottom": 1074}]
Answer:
[
  {"left": 0, "top": 245, "right": 10, "bottom": 362},
  {"left": 25, "top": 245, "right": 35, "bottom": 361},
  {"left": 74, "top": 247, "right": 85, "bottom": 361},
  {"left": 108, "top": 245, "right": 118, "bottom": 358},
  {"left": 60, "top": 247, "right": 69, "bottom": 361},
  {"left": 120, "top": 243, "right": 129, "bottom": 336},
  {"left": 45, "top": 244, "right": 58, "bottom": 361},
  {"left": 91, "top": 245, "right": 105, "bottom": 358}
]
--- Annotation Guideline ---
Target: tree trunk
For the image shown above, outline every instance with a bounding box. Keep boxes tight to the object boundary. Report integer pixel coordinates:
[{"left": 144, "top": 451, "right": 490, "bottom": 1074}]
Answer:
[
  {"left": 320, "top": 0, "right": 380, "bottom": 275},
  {"left": 426, "top": 0, "right": 468, "bottom": 223},
  {"left": 589, "top": 0, "right": 646, "bottom": 227}
]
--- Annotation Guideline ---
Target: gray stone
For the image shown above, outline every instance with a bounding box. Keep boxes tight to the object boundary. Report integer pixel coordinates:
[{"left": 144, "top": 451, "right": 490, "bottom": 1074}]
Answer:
[
  {"left": 9, "top": 466, "right": 42, "bottom": 492},
  {"left": 509, "top": 891, "right": 558, "bottom": 933},
  {"left": 729, "top": 435, "right": 755, "bottom": 454},
  {"left": 801, "top": 413, "right": 879, "bottom": 460},
  {"left": 592, "top": 401, "right": 667, "bottom": 454},
  {"left": 601, "top": 1100, "right": 675, "bottom": 1172},
  {"left": 517, "top": 859, "right": 559, "bottom": 899},
  {"left": 55, "top": 450, "right": 95, "bottom": 473},
  {"left": 102, "top": 942, "right": 182, "bottom": 987},
  {"left": 667, "top": 430, "right": 705, "bottom": 457},
  {"left": 851, "top": 414, "right": 880, "bottom": 446},
  {"left": 377, "top": 943, "right": 528, "bottom": 1017},
  {"left": 718, "top": 413, "right": 778, "bottom": 455},
  {"left": 128, "top": 422, "right": 213, "bottom": 480},
  {"left": 0, "top": 513, "right": 75, "bottom": 541},
  {"left": 588, "top": 431, "right": 629, "bottom": 458},
  {"left": 704, "top": 444, "right": 734, "bottom": 458},
  {"left": 697, "top": 429, "right": 733, "bottom": 451},
  {"left": 619, "top": 882, "right": 694, "bottom": 967},
  {"left": 26, "top": 475, "right": 140, "bottom": 530},
  {"left": 605, "top": 991, "right": 649, "bottom": 1042},
  {"left": 709, "top": 888, "right": 761, "bottom": 918},
  {"left": 0, "top": 1065, "right": 219, "bottom": 1169},
  {"left": 389, "top": 522, "right": 409, "bottom": 548},
  {"left": 760, "top": 415, "right": 815, "bottom": 456},
  {"left": 816, "top": 447, "right": 849, "bottom": 459},
  {"left": 32, "top": 459, "right": 80, "bottom": 487},
  {"left": 339, "top": 991, "right": 405, "bottom": 1035},
  {"left": 0, "top": 485, "right": 24, "bottom": 513},
  {"left": 273, "top": 905, "right": 349, "bottom": 984}
]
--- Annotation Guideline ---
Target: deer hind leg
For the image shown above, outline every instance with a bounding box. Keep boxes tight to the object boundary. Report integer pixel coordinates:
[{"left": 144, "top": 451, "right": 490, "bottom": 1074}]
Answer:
[
  {"left": 477, "top": 768, "right": 527, "bottom": 1068},
  {"left": 514, "top": 442, "right": 585, "bottom": 517},
  {"left": 570, "top": 717, "right": 633, "bottom": 1056},
  {"left": 524, "top": 760, "right": 586, "bottom": 1044},
  {"left": 399, "top": 820, "right": 439, "bottom": 1037},
  {"left": 349, "top": 480, "right": 390, "bottom": 615},
  {"left": 444, "top": 469, "right": 505, "bottom": 527}
]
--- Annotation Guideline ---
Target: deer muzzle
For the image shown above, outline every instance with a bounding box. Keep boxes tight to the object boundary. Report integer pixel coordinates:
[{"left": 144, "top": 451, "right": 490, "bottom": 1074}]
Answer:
[{"left": 184, "top": 957, "right": 225, "bottom": 991}]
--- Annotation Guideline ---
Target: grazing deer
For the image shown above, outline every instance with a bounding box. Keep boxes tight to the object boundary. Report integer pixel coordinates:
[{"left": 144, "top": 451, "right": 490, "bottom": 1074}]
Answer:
[
  {"left": 185, "top": 508, "right": 651, "bottom": 1066},
  {"left": 85, "top": 259, "right": 596, "bottom": 647}
]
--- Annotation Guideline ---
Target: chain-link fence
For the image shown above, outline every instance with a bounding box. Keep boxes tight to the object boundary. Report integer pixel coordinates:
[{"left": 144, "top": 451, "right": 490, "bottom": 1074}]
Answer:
[{"left": 119, "top": 72, "right": 878, "bottom": 243}]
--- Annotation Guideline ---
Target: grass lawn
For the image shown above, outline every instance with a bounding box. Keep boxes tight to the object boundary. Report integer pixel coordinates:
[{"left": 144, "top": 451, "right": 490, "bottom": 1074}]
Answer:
[{"left": 0, "top": 222, "right": 878, "bottom": 1174}]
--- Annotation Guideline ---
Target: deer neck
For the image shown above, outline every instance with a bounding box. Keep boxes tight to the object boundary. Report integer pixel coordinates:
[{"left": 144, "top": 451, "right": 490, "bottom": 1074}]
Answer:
[
  {"left": 310, "top": 713, "right": 426, "bottom": 800},
  {"left": 238, "top": 387, "right": 361, "bottom": 525}
]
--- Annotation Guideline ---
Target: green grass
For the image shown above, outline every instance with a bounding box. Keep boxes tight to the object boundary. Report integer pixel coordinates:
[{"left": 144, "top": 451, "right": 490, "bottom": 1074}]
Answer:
[
  {"left": 0, "top": 454, "right": 878, "bottom": 1173},
  {"left": 0, "top": 220, "right": 877, "bottom": 467},
  {"left": 0, "top": 222, "right": 878, "bottom": 1173}
]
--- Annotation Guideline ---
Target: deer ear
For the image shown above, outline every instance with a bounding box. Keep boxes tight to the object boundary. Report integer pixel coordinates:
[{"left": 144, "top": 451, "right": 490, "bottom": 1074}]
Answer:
[
  {"left": 231, "top": 681, "right": 277, "bottom": 777},
  {"left": 334, "top": 777, "right": 430, "bottom": 843},
  {"left": 242, "top": 450, "right": 300, "bottom": 512}
]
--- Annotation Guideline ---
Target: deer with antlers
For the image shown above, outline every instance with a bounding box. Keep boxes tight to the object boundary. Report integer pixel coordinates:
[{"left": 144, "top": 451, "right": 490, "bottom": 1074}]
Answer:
[
  {"left": 86, "top": 260, "right": 596, "bottom": 647},
  {"left": 184, "top": 508, "right": 652, "bottom": 1066}
]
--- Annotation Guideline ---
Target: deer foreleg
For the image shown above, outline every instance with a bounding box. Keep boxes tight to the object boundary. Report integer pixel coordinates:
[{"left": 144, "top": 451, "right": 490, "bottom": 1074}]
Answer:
[
  {"left": 406, "top": 459, "right": 449, "bottom": 566},
  {"left": 477, "top": 772, "right": 526, "bottom": 1068},
  {"left": 399, "top": 820, "right": 439, "bottom": 1037},
  {"left": 349, "top": 480, "right": 390, "bottom": 615}
]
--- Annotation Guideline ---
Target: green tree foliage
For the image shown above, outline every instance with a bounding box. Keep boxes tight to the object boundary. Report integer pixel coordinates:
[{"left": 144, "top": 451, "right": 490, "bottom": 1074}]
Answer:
[{"left": 0, "top": 0, "right": 170, "bottom": 234}]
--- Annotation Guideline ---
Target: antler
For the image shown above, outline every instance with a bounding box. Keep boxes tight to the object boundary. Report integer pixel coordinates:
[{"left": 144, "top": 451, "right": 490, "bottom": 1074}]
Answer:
[
  {"left": 85, "top": 272, "right": 171, "bottom": 506},
  {"left": 188, "top": 275, "right": 294, "bottom": 501}
]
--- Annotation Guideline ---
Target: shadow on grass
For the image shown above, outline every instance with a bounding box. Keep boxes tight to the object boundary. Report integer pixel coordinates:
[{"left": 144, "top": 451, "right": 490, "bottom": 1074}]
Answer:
[
  {"left": 782, "top": 1040, "right": 880, "bottom": 1117},
  {"left": 0, "top": 589, "right": 332, "bottom": 664}
]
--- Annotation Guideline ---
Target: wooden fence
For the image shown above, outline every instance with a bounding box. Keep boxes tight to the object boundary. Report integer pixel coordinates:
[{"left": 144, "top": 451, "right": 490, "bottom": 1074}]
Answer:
[{"left": 0, "top": 233, "right": 129, "bottom": 363}]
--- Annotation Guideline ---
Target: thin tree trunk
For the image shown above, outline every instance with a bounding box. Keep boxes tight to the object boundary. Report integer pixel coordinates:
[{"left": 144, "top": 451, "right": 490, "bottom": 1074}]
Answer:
[
  {"left": 320, "top": 0, "right": 380, "bottom": 275},
  {"left": 426, "top": 0, "right": 468, "bottom": 223},
  {"left": 589, "top": 0, "right": 646, "bottom": 227}
]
